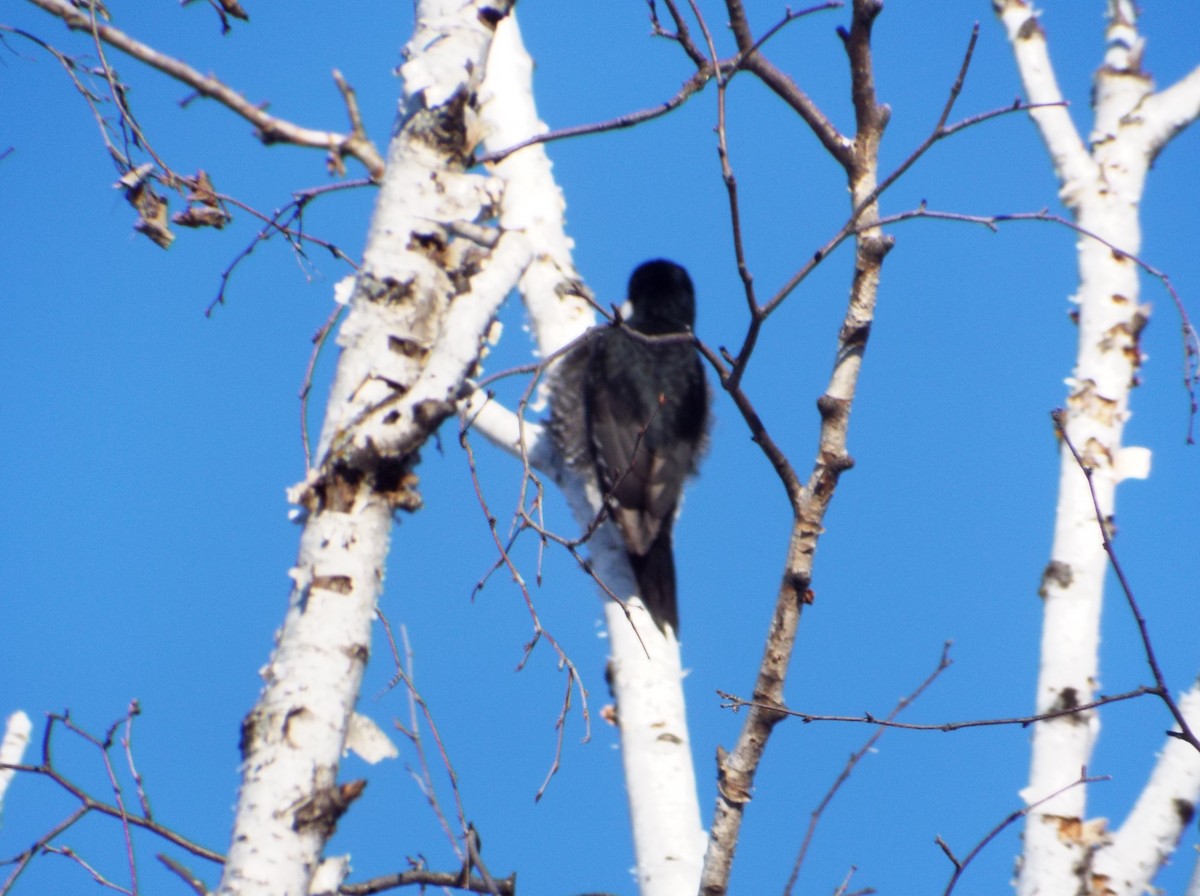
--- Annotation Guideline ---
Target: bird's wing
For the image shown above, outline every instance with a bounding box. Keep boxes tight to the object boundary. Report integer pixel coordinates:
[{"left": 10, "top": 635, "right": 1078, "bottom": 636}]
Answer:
[
  {"left": 584, "top": 331, "right": 699, "bottom": 557},
  {"left": 633, "top": 348, "right": 708, "bottom": 528},
  {"left": 585, "top": 394, "right": 661, "bottom": 554},
  {"left": 548, "top": 330, "right": 595, "bottom": 473}
]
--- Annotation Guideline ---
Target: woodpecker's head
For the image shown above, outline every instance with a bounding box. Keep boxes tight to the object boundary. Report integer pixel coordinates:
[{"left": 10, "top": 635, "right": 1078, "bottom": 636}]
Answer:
[{"left": 625, "top": 259, "right": 695, "bottom": 336}]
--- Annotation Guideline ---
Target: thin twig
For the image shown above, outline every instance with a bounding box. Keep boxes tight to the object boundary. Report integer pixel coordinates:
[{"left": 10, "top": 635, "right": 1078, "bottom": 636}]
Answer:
[
  {"left": 42, "top": 844, "right": 132, "bottom": 894},
  {"left": 720, "top": 684, "right": 1159, "bottom": 731},
  {"left": 205, "top": 180, "right": 367, "bottom": 316},
  {"left": 940, "top": 770, "right": 1107, "bottom": 896},
  {"left": 64, "top": 709, "right": 141, "bottom": 895},
  {"left": 477, "top": 65, "right": 718, "bottom": 165},
  {"left": 725, "top": 0, "right": 852, "bottom": 164},
  {"left": 1051, "top": 410, "right": 1200, "bottom": 751},
  {"left": 783, "top": 644, "right": 953, "bottom": 895},
  {"left": 157, "top": 854, "right": 208, "bottom": 896},
  {"left": 376, "top": 618, "right": 467, "bottom": 861},
  {"left": 459, "top": 329, "right": 653, "bottom": 645},
  {"left": 24, "top": 0, "right": 386, "bottom": 177},
  {"left": 457, "top": 420, "right": 593, "bottom": 795},
  {"left": 480, "top": 1, "right": 841, "bottom": 165},
  {"left": 873, "top": 204, "right": 1198, "bottom": 441},
  {"left": 301, "top": 303, "right": 347, "bottom": 469},
  {"left": 338, "top": 867, "right": 517, "bottom": 896},
  {"left": 0, "top": 710, "right": 223, "bottom": 896},
  {"left": 373, "top": 620, "right": 506, "bottom": 896},
  {"left": 0, "top": 25, "right": 132, "bottom": 172}
]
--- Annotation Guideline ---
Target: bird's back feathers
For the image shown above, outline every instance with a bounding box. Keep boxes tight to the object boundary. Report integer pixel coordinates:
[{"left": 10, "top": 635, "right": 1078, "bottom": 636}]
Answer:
[{"left": 559, "top": 259, "right": 708, "bottom": 633}]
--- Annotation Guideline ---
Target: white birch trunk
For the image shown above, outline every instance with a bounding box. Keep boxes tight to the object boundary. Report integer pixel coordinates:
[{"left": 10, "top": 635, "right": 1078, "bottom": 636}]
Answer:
[
  {"left": 604, "top": 607, "right": 707, "bottom": 894},
  {"left": 215, "top": 3, "right": 520, "bottom": 894},
  {"left": 1093, "top": 684, "right": 1200, "bottom": 895},
  {"left": 473, "top": 16, "right": 705, "bottom": 893},
  {"left": 994, "top": 2, "right": 1200, "bottom": 893},
  {"left": 0, "top": 711, "right": 32, "bottom": 822}
]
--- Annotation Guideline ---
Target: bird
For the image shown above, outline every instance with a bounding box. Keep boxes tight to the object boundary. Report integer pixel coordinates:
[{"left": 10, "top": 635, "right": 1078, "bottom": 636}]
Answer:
[{"left": 573, "top": 259, "right": 709, "bottom": 633}]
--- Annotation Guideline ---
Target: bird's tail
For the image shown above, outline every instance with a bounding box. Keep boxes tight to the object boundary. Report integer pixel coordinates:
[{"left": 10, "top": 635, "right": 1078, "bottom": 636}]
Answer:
[{"left": 629, "top": 531, "right": 678, "bottom": 634}]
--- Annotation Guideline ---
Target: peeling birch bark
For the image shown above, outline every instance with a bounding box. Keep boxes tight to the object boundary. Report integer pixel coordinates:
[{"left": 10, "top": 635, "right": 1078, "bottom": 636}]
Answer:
[
  {"left": 215, "top": 3, "right": 520, "bottom": 894},
  {"left": 994, "top": 2, "right": 1200, "bottom": 893}
]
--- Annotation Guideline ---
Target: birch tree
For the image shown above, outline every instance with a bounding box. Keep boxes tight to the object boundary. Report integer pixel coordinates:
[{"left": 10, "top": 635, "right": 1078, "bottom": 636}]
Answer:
[
  {"left": 214, "top": 4, "right": 532, "bottom": 893},
  {"left": 993, "top": 2, "right": 1200, "bottom": 893}
]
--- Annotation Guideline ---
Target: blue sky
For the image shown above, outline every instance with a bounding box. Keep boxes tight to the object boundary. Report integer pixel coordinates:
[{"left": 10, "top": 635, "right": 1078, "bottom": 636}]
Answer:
[{"left": 4, "top": 2, "right": 1200, "bottom": 894}]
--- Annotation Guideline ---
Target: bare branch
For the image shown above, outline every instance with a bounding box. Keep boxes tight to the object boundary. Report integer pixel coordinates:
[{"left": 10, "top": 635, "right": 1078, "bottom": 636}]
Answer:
[
  {"left": 873, "top": 204, "right": 1198, "bottom": 440},
  {"left": 783, "top": 644, "right": 953, "bottom": 895},
  {"left": 157, "top": 854, "right": 208, "bottom": 896},
  {"left": 458, "top": 419, "right": 591, "bottom": 799},
  {"left": 1139, "top": 63, "right": 1200, "bottom": 156},
  {"left": 694, "top": 339, "right": 804, "bottom": 509},
  {"left": 0, "top": 709, "right": 223, "bottom": 896},
  {"left": 701, "top": 3, "right": 890, "bottom": 892},
  {"left": 1051, "top": 410, "right": 1200, "bottom": 752},
  {"left": 993, "top": 0, "right": 1096, "bottom": 199},
  {"left": 724, "top": 0, "right": 852, "bottom": 165},
  {"left": 649, "top": 0, "right": 708, "bottom": 67},
  {"left": 205, "top": 179, "right": 367, "bottom": 316},
  {"left": 41, "top": 844, "right": 132, "bottom": 894},
  {"left": 941, "top": 772, "right": 1106, "bottom": 896},
  {"left": 751, "top": 90, "right": 1059, "bottom": 327},
  {"left": 720, "top": 684, "right": 1158, "bottom": 731},
  {"left": 0, "top": 24, "right": 130, "bottom": 170},
  {"left": 480, "top": 1, "right": 841, "bottom": 165},
  {"left": 477, "top": 64, "right": 718, "bottom": 165},
  {"left": 728, "top": 25, "right": 1057, "bottom": 375},
  {"left": 1094, "top": 684, "right": 1200, "bottom": 893},
  {"left": 338, "top": 867, "right": 516, "bottom": 896},
  {"left": 372, "top": 620, "right": 508, "bottom": 896},
  {"left": 302, "top": 303, "right": 348, "bottom": 470},
  {"left": 22, "top": 0, "right": 386, "bottom": 177}
]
